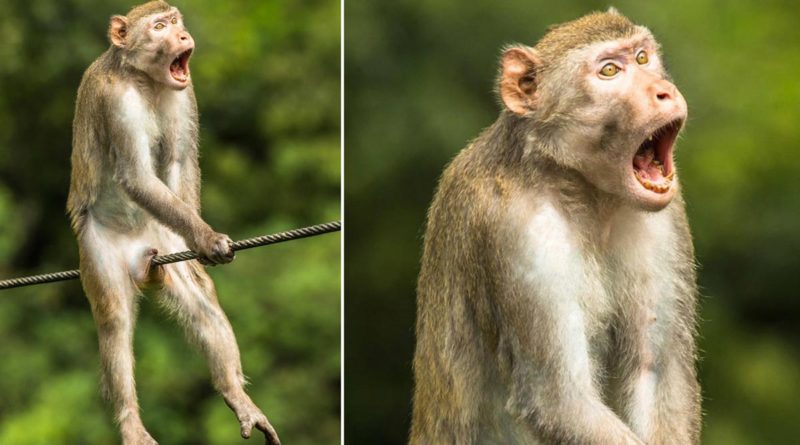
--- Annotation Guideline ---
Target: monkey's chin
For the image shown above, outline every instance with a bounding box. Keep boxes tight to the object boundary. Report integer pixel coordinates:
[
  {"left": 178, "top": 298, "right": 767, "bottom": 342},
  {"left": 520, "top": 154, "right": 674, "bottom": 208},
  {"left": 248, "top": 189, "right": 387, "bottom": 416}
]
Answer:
[{"left": 166, "top": 77, "right": 191, "bottom": 90}]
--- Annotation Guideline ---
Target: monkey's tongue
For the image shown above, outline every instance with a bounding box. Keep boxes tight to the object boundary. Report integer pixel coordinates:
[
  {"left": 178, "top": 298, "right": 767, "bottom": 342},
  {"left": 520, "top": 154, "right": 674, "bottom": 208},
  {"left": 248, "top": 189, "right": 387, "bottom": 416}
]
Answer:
[
  {"left": 633, "top": 142, "right": 673, "bottom": 194},
  {"left": 633, "top": 146, "right": 664, "bottom": 181},
  {"left": 170, "top": 51, "right": 191, "bottom": 82},
  {"left": 170, "top": 60, "right": 187, "bottom": 81}
]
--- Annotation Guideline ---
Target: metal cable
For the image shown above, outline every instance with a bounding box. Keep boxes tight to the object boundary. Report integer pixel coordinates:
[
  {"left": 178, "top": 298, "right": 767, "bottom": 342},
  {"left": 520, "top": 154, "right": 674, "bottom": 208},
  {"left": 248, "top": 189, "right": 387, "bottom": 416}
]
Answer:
[{"left": 0, "top": 221, "right": 341, "bottom": 290}]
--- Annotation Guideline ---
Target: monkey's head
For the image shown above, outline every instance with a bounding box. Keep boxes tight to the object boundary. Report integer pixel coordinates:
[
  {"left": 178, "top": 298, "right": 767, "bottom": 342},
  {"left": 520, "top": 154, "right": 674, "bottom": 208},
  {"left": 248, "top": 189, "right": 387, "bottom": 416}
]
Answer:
[
  {"left": 109, "top": 1, "right": 195, "bottom": 90},
  {"left": 499, "top": 9, "right": 687, "bottom": 211}
]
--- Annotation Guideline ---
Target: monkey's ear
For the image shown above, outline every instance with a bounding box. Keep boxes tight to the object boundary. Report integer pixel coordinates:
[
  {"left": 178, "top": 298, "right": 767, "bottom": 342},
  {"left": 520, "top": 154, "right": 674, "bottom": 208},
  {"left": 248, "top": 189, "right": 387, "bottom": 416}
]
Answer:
[
  {"left": 607, "top": 6, "right": 622, "bottom": 15},
  {"left": 109, "top": 15, "right": 128, "bottom": 48},
  {"left": 499, "top": 46, "right": 541, "bottom": 115}
]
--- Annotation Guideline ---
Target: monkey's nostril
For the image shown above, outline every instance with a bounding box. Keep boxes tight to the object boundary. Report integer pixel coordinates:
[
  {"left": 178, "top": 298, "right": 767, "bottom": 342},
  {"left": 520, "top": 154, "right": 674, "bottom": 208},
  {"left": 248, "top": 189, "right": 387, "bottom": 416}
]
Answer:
[{"left": 656, "top": 88, "right": 675, "bottom": 101}]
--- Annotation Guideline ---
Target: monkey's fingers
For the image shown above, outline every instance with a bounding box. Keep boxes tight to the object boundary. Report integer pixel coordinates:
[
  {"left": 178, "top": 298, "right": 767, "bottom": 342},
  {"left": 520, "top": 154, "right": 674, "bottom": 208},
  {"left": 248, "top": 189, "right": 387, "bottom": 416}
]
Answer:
[
  {"left": 197, "top": 255, "right": 215, "bottom": 266},
  {"left": 213, "top": 241, "right": 235, "bottom": 264},
  {"left": 211, "top": 250, "right": 234, "bottom": 264}
]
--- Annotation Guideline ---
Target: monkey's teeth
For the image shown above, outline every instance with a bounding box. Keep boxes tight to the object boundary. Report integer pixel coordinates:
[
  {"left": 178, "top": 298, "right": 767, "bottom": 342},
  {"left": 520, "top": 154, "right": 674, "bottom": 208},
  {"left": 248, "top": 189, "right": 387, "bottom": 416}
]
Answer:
[{"left": 636, "top": 175, "right": 672, "bottom": 194}]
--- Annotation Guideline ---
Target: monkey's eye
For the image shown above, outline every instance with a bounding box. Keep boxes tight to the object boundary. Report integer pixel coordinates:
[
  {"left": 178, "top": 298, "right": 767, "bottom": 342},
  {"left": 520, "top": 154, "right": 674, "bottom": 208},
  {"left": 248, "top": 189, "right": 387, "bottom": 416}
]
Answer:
[
  {"left": 600, "top": 63, "right": 620, "bottom": 77},
  {"left": 171, "top": 17, "right": 178, "bottom": 25},
  {"left": 154, "top": 22, "right": 166, "bottom": 30},
  {"left": 636, "top": 50, "right": 649, "bottom": 65}
]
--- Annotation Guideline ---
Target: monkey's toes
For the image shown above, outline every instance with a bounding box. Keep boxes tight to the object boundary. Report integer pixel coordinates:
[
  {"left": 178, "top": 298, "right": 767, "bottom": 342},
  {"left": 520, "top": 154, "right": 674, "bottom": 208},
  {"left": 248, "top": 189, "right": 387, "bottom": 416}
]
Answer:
[
  {"left": 240, "top": 413, "right": 280, "bottom": 445},
  {"left": 256, "top": 419, "right": 281, "bottom": 445}
]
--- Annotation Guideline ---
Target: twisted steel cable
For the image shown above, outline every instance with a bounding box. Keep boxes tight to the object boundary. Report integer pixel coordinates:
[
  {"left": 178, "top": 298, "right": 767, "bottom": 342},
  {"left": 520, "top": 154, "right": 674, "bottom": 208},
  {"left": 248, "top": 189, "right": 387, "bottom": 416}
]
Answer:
[{"left": 0, "top": 221, "right": 341, "bottom": 290}]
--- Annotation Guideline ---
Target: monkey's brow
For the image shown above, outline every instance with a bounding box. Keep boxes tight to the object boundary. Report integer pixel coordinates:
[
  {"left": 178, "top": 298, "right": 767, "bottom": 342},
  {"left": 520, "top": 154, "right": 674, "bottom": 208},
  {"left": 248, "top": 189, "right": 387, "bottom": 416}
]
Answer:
[
  {"left": 152, "top": 11, "right": 182, "bottom": 22},
  {"left": 594, "top": 38, "right": 653, "bottom": 62}
]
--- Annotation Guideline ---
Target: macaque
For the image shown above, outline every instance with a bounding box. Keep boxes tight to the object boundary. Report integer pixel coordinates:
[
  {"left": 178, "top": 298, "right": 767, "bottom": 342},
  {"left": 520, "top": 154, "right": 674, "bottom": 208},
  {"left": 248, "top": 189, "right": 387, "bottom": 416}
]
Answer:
[
  {"left": 67, "top": 2, "right": 280, "bottom": 444},
  {"left": 411, "top": 10, "right": 700, "bottom": 445}
]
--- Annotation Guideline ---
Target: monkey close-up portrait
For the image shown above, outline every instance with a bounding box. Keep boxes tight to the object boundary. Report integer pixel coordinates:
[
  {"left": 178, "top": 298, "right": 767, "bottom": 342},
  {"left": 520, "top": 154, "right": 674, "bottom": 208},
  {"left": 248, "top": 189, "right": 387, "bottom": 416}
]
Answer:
[
  {"left": 0, "top": 0, "right": 339, "bottom": 444},
  {"left": 346, "top": 1, "right": 800, "bottom": 444},
  {"left": 411, "top": 9, "right": 700, "bottom": 444}
]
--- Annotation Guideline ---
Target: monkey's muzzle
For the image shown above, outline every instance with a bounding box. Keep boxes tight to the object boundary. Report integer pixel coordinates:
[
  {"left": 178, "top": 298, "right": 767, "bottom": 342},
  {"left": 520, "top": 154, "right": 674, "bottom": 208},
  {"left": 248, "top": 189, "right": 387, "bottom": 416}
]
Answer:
[
  {"left": 170, "top": 48, "right": 192, "bottom": 83},
  {"left": 633, "top": 119, "right": 682, "bottom": 194}
]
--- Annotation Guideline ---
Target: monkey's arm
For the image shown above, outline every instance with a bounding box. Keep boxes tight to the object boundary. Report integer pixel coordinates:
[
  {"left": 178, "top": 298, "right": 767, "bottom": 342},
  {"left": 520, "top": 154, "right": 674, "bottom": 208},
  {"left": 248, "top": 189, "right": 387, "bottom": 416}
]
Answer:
[
  {"left": 107, "top": 93, "right": 232, "bottom": 264},
  {"left": 494, "top": 208, "right": 644, "bottom": 444},
  {"left": 176, "top": 149, "right": 202, "bottom": 211},
  {"left": 645, "top": 339, "right": 701, "bottom": 444},
  {"left": 176, "top": 88, "right": 202, "bottom": 211},
  {"left": 642, "top": 210, "right": 702, "bottom": 444}
]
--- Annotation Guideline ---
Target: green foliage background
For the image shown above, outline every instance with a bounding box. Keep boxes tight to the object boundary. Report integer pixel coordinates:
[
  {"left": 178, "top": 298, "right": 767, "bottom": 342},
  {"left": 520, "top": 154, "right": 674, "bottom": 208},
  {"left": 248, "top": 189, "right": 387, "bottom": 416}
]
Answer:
[
  {"left": 345, "top": 0, "right": 800, "bottom": 444},
  {"left": 0, "top": 0, "right": 340, "bottom": 444}
]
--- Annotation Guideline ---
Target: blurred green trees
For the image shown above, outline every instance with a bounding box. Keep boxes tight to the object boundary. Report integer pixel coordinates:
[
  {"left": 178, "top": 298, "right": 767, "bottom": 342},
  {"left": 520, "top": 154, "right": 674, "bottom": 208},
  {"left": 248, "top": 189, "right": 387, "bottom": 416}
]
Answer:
[
  {"left": 345, "top": 0, "right": 800, "bottom": 444},
  {"left": 0, "top": 0, "right": 340, "bottom": 444}
]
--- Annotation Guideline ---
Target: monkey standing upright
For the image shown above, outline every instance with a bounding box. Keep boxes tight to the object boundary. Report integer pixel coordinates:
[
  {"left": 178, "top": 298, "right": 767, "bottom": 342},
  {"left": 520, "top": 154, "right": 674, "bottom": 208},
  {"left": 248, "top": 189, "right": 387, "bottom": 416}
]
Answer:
[
  {"left": 412, "top": 10, "right": 700, "bottom": 445},
  {"left": 67, "top": 2, "right": 280, "bottom": 444}
]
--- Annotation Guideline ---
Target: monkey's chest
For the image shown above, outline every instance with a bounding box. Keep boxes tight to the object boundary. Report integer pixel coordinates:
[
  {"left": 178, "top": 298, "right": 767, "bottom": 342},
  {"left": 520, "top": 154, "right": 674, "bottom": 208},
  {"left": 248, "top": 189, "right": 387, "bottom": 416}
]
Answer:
[
  {"left": 141, "top": 107, "right": 193, "bottom": 189},
  {"left": 583, "top": 248, "right": 676, "bottom": 363},
  {"left": 151, "top": 142, "right": 180, "bottom": 186}
]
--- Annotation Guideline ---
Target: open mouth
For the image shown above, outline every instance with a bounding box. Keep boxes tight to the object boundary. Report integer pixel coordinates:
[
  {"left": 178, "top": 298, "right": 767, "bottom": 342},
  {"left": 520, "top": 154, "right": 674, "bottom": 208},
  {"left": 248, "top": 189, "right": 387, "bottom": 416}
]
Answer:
[
  {"left": 632, "top": 119, "right": 682, "bottom": 194},
  {"left": 169, "top": 48, "right": 192, "bottom": 83}
]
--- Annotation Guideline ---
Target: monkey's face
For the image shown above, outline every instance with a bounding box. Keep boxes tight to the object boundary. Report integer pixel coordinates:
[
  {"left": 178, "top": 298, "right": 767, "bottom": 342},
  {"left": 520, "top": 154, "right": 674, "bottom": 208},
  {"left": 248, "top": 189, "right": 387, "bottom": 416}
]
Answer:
[
  {"left": 500, "top": 22, "right": 688, "bottom": 212},
  {"left": 540, "top": 35, "right": 687, "bottom": 211},
  {"left": 579, "top": 36, "right": 686, "bottom": 211},
  {"left": 124, "top": 8, "right": 195, "bottom": 90}
]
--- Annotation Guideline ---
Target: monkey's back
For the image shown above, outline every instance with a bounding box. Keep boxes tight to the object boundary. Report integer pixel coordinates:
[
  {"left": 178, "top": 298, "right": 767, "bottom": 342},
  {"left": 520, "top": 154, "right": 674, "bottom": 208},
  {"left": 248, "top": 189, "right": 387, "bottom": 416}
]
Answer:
[
  {"left": 411, "top": 128, "right": 545, "bottom": 444},
  {"left": 67, "top": 51, "right": 118, "bottom": 234}
]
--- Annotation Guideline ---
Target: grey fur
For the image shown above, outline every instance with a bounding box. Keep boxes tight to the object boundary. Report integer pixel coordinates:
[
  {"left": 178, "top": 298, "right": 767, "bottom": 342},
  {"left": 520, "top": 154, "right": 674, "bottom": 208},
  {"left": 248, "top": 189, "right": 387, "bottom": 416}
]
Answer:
[{"left": 411, "top": 11, "right": 700, "bottom": 445}]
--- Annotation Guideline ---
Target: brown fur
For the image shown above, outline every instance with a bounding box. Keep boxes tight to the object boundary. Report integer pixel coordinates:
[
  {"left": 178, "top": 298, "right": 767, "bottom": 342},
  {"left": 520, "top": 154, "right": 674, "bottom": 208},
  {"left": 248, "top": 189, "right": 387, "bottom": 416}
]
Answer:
[
  {"left": 411, "top": 11, "right": 700, "bottom": 445},
  {"left": 67, "top": 2, "right": 280, "bottom": 444}
]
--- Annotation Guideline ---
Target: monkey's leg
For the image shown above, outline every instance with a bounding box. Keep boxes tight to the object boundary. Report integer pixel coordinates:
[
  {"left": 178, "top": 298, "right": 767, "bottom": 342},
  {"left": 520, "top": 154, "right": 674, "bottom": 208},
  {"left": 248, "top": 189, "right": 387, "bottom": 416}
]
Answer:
[
  {"left": 80, "top": 236, "right": 157, "bottom": 445},
  {"left": 156, "top": 260, "right": 281, "bottom": 445}
]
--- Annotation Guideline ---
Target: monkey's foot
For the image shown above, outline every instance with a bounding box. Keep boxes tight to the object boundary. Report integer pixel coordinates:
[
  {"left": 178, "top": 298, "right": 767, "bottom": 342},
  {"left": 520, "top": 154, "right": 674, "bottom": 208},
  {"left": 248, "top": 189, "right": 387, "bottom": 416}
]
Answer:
[
  {"left": 227, "top": 398, "right": 281, "bottom": 445},
  {"left": 121, "top": 425, "right": 158, "bottom": 445}
]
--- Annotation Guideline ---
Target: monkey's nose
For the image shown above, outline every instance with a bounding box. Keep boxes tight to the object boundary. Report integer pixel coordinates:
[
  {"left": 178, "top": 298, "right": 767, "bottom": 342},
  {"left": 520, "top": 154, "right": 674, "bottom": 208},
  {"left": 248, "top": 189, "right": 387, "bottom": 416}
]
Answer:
[
  {"left": 650, "top": 80, "right": 685, "bottom": 114},
  {"left": 652, "top": 80, "right": 677, "bottom": 103}
]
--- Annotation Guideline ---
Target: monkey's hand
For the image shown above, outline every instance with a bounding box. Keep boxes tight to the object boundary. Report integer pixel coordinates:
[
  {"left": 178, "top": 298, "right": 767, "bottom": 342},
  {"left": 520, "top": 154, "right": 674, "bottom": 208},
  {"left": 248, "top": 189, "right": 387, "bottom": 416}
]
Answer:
[{"left": 190, "top": 229, "right": 235, "bottom": 265}]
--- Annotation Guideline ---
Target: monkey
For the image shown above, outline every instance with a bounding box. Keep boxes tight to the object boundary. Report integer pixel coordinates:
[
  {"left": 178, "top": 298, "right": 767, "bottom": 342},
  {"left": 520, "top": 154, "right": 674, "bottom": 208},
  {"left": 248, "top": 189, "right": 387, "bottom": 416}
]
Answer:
[
  {"left": 66, "top": 2, "right": 280, "bottom": 444},
  {"left": 411, "top": 9, "right": 700, "bottom": 445}
]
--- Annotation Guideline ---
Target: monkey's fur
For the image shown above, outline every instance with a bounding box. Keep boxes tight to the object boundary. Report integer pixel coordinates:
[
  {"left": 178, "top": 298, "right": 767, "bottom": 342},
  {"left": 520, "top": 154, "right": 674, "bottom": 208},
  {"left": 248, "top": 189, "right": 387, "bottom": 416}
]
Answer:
[
  {"left": 411, "top": 11, "right": 700, "bottom": 445},
  {"left": 68, "top": 2, "right": 280, "bottom": 444}
]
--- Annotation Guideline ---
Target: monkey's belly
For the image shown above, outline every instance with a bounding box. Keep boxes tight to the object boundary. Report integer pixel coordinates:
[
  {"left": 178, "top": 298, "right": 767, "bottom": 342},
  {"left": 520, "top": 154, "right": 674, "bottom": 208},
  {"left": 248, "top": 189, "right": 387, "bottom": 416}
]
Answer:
[
  {"left": 78, "top": 211, "right": 188, "bottom": 286},
  {"left": 90, "top": 185, "right": 152, "bottom": 233}
]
